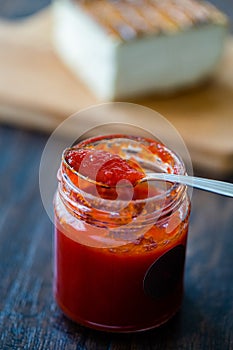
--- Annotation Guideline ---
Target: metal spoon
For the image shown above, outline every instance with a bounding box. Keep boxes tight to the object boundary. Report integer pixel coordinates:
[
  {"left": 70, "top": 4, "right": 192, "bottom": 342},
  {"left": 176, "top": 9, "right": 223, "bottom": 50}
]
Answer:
[{"left": 138, "top": 173, "right": 233, "bottom": 197}]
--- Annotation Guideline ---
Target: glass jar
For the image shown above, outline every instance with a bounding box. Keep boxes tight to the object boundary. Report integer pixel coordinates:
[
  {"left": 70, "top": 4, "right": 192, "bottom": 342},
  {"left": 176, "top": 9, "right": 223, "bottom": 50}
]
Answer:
[{"left": 54, "top": 135, "right": 190, "bottom": 332}]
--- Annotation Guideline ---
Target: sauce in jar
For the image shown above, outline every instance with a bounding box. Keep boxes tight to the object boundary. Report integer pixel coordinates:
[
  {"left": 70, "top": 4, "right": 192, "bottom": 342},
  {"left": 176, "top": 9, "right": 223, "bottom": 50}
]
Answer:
[{"left": 54, "top": 135, "right": 190, "bottom": 332}]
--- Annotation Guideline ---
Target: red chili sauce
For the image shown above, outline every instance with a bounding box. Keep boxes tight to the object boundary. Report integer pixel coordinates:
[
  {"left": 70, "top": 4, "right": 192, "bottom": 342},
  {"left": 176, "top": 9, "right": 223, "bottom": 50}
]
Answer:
[{"left": 54, "top": 135, "right": 190, "bottom": 332}]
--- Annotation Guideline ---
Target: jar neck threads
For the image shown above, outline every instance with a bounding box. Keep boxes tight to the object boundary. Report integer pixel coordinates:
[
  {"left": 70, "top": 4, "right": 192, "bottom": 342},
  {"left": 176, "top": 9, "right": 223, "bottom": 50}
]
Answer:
[{"left": 57, "top": 135, "right": 188, "bottom": 233}]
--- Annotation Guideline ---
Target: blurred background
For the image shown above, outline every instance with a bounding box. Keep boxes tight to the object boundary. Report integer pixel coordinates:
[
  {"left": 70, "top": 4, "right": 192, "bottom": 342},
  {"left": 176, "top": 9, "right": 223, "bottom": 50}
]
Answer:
[
  {"left": 0, "top": 0, "right": 51, "bottom": 19},
  {"left": 0, "top": 0, "right": 232, "bottom": 24},
  {"left": 0, "top": 0, "right": 232, "bottom": 176}
]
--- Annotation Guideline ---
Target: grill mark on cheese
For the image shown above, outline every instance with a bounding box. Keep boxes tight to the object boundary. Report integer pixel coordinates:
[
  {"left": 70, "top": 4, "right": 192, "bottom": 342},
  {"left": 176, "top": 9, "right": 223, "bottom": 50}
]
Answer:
[
  {"left": 79, "top": 1, "right": 138, "bottom": 40},
  {"left": 151, "top": 1, "right": 194, "bottom": 28},
  {"left": 122, "top": 2, "right": 178, "bottom": 34},
  {"left": 111, "top": 2, "right": 155, "bottom": 35},
  {"left": 74, "top": 0, "right": 228, "bottom": 42},
  {"left": 169, "top": 0, "right": 225, "bottom": 24}
]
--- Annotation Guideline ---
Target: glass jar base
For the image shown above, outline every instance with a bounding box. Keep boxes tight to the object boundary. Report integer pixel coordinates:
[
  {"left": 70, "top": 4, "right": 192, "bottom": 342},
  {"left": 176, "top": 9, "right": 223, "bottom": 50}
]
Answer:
[{"left": 56, "top": 295, "right": 182, "bottom": 333}]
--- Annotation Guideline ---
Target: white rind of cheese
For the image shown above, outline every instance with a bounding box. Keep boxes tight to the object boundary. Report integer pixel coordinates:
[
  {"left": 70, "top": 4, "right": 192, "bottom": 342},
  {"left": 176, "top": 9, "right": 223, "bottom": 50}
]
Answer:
[{"left": 52, "top": 0, "right": 227, "bottom": 100}]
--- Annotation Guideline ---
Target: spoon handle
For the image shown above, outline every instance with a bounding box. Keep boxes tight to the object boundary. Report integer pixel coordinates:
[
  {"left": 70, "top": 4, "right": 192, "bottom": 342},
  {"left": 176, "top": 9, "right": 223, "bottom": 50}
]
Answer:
[{"left": 144, "top": 173, "right": 233, "bottom": 197}]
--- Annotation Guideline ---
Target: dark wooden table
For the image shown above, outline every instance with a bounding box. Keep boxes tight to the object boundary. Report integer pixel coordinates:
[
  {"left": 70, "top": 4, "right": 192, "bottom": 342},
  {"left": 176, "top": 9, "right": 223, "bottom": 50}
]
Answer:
[{"left": 0, "top": 1, "right": 233, "bottom": 349}]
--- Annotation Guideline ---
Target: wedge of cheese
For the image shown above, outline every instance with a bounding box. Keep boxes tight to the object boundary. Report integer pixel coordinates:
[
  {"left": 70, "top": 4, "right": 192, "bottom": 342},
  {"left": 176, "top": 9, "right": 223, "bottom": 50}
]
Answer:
[{"left": 52, "top": 0, "right": 228, "bottom": 100}]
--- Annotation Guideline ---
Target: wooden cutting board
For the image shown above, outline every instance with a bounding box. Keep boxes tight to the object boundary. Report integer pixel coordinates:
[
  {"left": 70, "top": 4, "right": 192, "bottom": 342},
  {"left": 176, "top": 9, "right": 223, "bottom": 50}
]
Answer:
[{"left": 0, "top": 8, "right": 233, "bottom": 174}]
